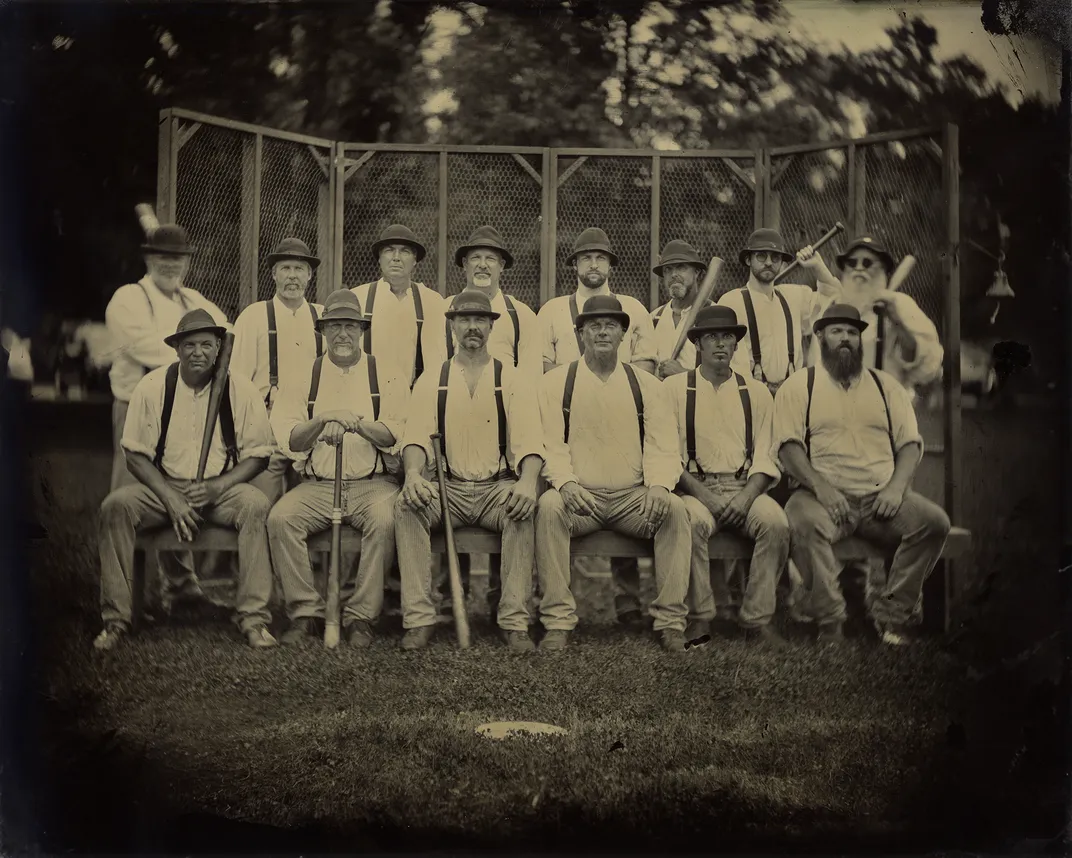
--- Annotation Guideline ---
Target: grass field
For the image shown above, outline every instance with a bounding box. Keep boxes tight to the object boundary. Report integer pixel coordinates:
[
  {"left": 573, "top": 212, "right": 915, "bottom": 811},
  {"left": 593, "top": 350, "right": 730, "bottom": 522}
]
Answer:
[{"left": 8, "top": 404, "right": 1068, "bottom": 854}]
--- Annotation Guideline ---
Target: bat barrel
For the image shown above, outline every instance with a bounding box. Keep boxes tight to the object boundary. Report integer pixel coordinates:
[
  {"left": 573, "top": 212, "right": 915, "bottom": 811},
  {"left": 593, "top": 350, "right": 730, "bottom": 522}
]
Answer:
[
  {"left": 195, "top": 331, "right": 235, "bottom": 482},
  {"left": 774, "top": 222, "right": 845, "bottom": 283}
]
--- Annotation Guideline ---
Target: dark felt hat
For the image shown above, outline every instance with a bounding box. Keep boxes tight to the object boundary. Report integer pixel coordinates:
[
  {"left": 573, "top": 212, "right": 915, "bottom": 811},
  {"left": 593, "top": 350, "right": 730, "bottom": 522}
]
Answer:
[
  {"left": 372, "top": 224, "right": 427, "bottom": 263},
  {"left": 445, "top": 289, "right": 501, "bottom": 320},
  {"left": 454, "top": 225, "right": 514, "bottom": 269},
  {"left": 574, "top": 294, "right": 630, "bottom": 330},
  {"left": 653, "top": 239, "right": 707, "bottom": 276},
  {"left": 316, "top": 289, "right": 369, "bottom": 329},
  {"left": 142, "top": 224, "right": 196, "bottom": 256},
  {"left": 813, "top": 302, "right": 869, "bottom": 335},
  {"left": 265, "top": 237, "right": 320, "bottom": 270},
  {"left": 687, "top": 305, "right": 747, "bottom": 343},
  {"left": 568, "top": 227, "right": 620, "bottom": 268},
  {"left": 738, "top": 228, "right": 792, "bottom": 266},
  {"left": 834, "top": 234, "right": 896, "bottom": 273},
  {"left": 163, "top": 308, "right": 226, "bottom": 347}
]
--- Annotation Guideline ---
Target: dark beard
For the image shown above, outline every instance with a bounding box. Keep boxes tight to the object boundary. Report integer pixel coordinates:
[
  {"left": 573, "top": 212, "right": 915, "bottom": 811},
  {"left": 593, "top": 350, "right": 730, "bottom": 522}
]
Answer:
[{"left": 819, "top": 339, "right": 863, "bottom": 383}]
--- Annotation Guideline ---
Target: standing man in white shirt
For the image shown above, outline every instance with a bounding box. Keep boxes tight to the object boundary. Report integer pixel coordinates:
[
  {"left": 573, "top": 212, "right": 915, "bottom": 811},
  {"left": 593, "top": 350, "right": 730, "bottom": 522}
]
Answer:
[
  {"left": 772, "top": 303, "right": 950, "bottom": 646},
  {"left": 94, "top": 309, "right": 278, "bottom": 651},
  {"left": 665, "top": 306, "right": 790, "bottom": 648},
  {"left": 537, "top": 228, "right": 659, "bottom": 630},
  {"left": 535, "top": 295, "right": 690, "bottom": 653},
  {"left": 396, "top": 290, "right": 545, "bottom": 652},
  {"left": 442, "top": 226, "right": 543, "bottom": 619},
  {"left": 104, "top": 224, "right": 229, "bottom": 604},
  {"left": 231, "top": 237, "right": 324, "bottom": 504},
  {"left": 649, "top": 239, "right": 713, "bottom": 379},
  {"left": 267, "top": 290, "right": 409, "bottom": 648}
]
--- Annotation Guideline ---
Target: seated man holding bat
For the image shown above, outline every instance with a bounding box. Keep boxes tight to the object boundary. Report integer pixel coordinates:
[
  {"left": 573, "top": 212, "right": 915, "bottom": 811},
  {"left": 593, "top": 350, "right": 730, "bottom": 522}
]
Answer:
[
  {"left": 395, "top": 289, "right": 546, "bottom": 652},
  {"left": 665, "top": 306, "right": 790, "bottom": 649},
  {"left": 535, "top": 295, "right": 691, "bottom": 654},
  {"left": 94, "top": 309, "right": 278, "bottom": 651},
  {"left": 772, "top": 304, "right": 951, "bottom": 646},
  {"left": 267, "top": 290, "right": 409, "bottom": 649}
]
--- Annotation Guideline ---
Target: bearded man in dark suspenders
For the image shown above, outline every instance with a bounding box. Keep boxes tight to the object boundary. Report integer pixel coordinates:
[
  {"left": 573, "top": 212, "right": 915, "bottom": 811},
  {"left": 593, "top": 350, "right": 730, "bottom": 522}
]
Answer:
[
  {"left": 440, "top": 226, "right": 541, "bottom": 620},
  {"left": 94, "top": 309, "right": 278, "bottom": 651},
  {"left": 665, "top": 306, "right": 791, "bottom": 649},
  {"left": 231, "top": 237, "right": 324, "bottom": 504}
]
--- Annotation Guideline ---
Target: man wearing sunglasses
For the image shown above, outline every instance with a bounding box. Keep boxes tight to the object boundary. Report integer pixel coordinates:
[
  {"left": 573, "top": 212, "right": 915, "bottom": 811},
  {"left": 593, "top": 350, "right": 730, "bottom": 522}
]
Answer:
[{"left": 800, "top": 235, "right": 943, "bottom": 396}]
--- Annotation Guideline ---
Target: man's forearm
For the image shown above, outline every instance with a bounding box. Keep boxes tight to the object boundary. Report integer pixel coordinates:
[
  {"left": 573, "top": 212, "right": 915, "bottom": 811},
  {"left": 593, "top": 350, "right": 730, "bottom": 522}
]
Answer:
[
  {"left": 885, "top": 442, "right": 921, "bottom": 495},
  {"left": 778, "top": 441, "right": 827, "bottom": 494},
  {"left": 517, "top": 453, "right": 544, "bottom": 485},
  {"left": 214, "top": 456, "right": 267, "bottom": 493},
  {"left": 357, "top": 420, "right": 395, "bottom": 450},
  {"left": 125, "top": 451, "right": 173, "bottom": 505},
  {"left": 741, "top": 472, "right": 773, "bottom": 500},
  {"left": 289, "top": 416, "right": 326, "bottom": 452},
  {"left": 402, "top": 443, "right": 429, "bottom": 478},
  {"left": 631, "top": 358, "right": 656, "bottom": 374},
  {"left": 677, "top": 469, "right": 721, "bottom": 510},
  {"left": 891, "top": 320, "right": 918, "bottom": 362}
]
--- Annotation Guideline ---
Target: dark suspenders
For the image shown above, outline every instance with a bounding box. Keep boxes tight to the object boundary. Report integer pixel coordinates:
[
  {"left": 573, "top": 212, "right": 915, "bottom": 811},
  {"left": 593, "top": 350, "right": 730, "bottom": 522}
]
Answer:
[
  {"left": 562, "top": 361, "right": 644, "bottom": 448},
  {"left": 685, "top": 369, "right": 753, "bottom": 480},
  {"left": 363, "top": 282, "right": 426, "bottom": 385},
  {"left": 305, "top": 355, "right": 382, "bottom": 478},
  {"left": 436, "top": 358, "right": 508, "bottom": 479},
  {"left": 804, "top": 366, "right": 894, "bottom": 458},
  {"left": 568, "top": 293, "right": 585, "bottom": 354},
  {"left": 154, "top": 362, "right": 238, "bottom": 476},
  {"left": 741, "top": 288, "right": 795, "bottom": 383},
  {"left": 874, "top": 307, "right": 886, "bottom": 370},
  {"left": 265, "top": 300, "right": 322, "bottom": 404},
  {"left": 446, "top": 294, "right": 520, "bottom": 367}
]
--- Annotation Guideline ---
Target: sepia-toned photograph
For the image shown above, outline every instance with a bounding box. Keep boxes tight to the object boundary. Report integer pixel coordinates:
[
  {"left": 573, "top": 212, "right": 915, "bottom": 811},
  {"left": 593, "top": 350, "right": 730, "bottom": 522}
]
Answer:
[{"left": 0, "top": 0, "right": 1068, "bottom": 853}]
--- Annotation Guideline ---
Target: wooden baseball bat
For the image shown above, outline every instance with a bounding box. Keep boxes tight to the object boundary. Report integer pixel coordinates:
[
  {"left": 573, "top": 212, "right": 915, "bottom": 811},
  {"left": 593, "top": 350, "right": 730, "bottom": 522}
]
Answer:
[
  {"left": 324, "top": 442, "right": 345, "bottom": 649},
  {"left": 195, "top": 331, "right": 235, "bottom": 482},
  {"left": 774, "top": 221, "right": 846, "bottom": 283},
  {"left": 431, "top": 433, "right": 470, "bottom": 649},
  {"left": 886, "top": 255, "right": 917, "bottom": 294},
  {"left": 670, "top": 257, "right": 724, "bottom": 362},
  {"left": 135, "top": 203, "right": 160, "bottom": 238}
]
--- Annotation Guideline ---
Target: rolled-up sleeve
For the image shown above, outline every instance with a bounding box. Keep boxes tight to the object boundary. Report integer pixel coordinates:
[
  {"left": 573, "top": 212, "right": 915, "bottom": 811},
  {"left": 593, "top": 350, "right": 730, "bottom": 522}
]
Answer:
[
  {"left": 506, "top": 368, "right": 545, "bottom": 470},
  {"left": 885, "top": 371, "right": 925, "bottom": 459},
  {"left": 890, "top": 294, "right": 943, "bottom": 387},
  {"left": 747, "top": 383, "right": 781, "bottom": 482},
  {"left": 231, "top": 376, "right": 276, "bottom": 461},
  {"left": 629, "top": 301, "right": 659, "bottom": 366},
  {"left": 638, "top": 375, "right": 682, "bottom": 491},
  {"left": 399, "top": 369, "right": 438, "bottom": 463},
  {"left": 771, "top": 371, "right": 809, "bottom": 463},
  {"left": 120, "top": 375, "right": 163, "bottom": 458},
  {"left": 106, "top": 287, "right": 176, "bottom": 371},
  {"left": 269, "top": 376, "right": 311, "bottom": 465},
  {"left": 538, "top": 367, "right": 578, "bottom": 488}
]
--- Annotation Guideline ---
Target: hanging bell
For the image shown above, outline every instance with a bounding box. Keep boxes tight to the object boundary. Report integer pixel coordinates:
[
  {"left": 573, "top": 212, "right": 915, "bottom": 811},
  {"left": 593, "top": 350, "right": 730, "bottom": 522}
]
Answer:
[{"left": 986, "top": 268, "right": 1015, "bottom": 298}]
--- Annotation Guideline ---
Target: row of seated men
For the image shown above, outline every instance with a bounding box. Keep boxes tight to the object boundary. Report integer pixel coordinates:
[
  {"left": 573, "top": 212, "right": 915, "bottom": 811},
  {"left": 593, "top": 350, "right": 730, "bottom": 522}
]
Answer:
[{"left": 94, "top": 222, "right": 948, "bottom": 654}]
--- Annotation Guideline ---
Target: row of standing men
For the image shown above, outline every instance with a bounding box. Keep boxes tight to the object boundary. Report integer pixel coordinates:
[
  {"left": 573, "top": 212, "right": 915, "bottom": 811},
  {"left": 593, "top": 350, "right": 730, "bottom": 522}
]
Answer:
[{"left": 94, "top": 221, "right": 948, "bottom": 653}]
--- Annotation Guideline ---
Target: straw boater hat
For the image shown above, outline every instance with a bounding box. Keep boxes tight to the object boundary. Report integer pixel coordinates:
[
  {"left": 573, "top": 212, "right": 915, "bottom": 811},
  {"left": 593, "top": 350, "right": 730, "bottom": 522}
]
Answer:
[
  {"left": 568, "top": 227, "right": 619, "bottom": 268},
  {"left": 142, "top": 224, "right": 196, "bottom": 256},
  {"left": 445, "top": 289, "right": 501, "bottom": 320},
  {"left": 163, "top": 308, "right": 226, "bottom": 347},
  {"left": 738, "top": 228, "right": 793, "bottom": 267},
  {"left": 812, "top": 302, "right": 869, "bottom": 335},
  {"left": 315, "top": 290, "right": 370, "bottom": 330},
  {"left": 834, "top": 234, "right": 896, "bottom": 273},
  {"left": 265, "top": 237, "right": 320, "bottom": 270},
  {"left": 454, "top": 225, "right": 515, "bottom": 269},
  {"left": 573, "top": 294, "right": 630, "bottom": 330},
  {"left": 371, "top": 224, "right": 427, "bottom": 263},
  {"left": 686, "top": 305, "right": 747, "bottom": 343},
  {"left": 653, "top": 239, "right": 707, "bottom": 277}
]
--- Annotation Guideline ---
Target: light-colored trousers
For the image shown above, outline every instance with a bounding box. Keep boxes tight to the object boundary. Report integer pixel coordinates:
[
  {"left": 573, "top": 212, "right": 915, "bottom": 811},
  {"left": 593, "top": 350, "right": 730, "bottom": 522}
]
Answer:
[
  {"left": 785, "top": 488, "right": 950, "bottom": 626},
  {"left": 395, "top": 477, "right": 534, "bottom": 631},
  {"left": 266, "top": 476, "right": 398, "bottom": 624},
  {"left": 680, "top": 474, "right": 790, "bottom": 628},
  {"left": 111, "top": 397, "right": 199, "bottom": 598},
  {"left": 534, "top": 486, "right": 690, "bottom": 633},
  {"left": 98, "top": 481, "right": 273, "bottom": 632}
]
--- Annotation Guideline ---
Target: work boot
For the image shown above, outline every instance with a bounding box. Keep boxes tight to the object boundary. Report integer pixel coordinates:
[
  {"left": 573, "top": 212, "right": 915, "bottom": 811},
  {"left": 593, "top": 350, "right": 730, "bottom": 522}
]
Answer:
[
  {"left": 400, "top": 626, "right": 435, "bottom": 651},
  {"left": 743, "top": 624, "right": 789, "bottom": 651},
  {"left": 502, "top": 629, "right": 535, "bottom": 654},
  {"left": 281, "top": 617, "right": 320, "bottom": 645},
  {"left": 879, "top": 622, "right": 912, "bottom": 647},
  {"left": 659, "top": 629, "right": 687, "bottom": 653},
  {"left": 345, "top": 619, "right": 375, "bottom": 649},
  {"left": 92, "top": 622, "right": 129, "bottom": 652},
  {"left": 685, "top": 619, "right": 711, "bottom": 644},
  {"left": 245, "top": 625, "right": 278, "bottom": 649},
  {"left": 539, "top": 629, "right": 570, "bottom": 652},
  {"left": 817, "top": 621, "right": 845, "bottom": 645}
]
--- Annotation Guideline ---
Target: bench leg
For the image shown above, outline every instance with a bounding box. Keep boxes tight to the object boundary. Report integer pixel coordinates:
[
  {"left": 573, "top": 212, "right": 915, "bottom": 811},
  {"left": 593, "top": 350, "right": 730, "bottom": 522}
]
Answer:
[{"left": 131, "top": 549, "right": 146, "bottom": 633}]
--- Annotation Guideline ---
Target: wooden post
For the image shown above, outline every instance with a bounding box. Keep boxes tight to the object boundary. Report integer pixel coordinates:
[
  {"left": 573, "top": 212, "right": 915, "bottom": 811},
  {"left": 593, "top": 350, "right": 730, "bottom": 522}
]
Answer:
[
  {"left": 318, "top": 153, "right": 334, "bottom": 300},
  {"left": 650, "top": 155, "right": 661, "bottom": 310},
  {"left": 156, "top": 109, "right": 178, "bottom": 222},
  {"left": 941, "top": 122, "right": 962, "bottom": 633},
  {"left": 548, "top": 152, "right": 560, "bottom": 300},
  {"left": 238, "top": 134, "right": 261, "bottom": 312},
  {"left": 753, "top": 149, "right": 765, "bottom": 229},
  {"left": 853, "top": 145, "right": 868, "bottom": 236},
  {"left": 846, "top": 144, "right": 856, "bottom": 236},
  {"left": 438, "top": 152, "right": 449, "bottom": 297},
  {"left": 332, "top": 144, "right": 346, "bottom": 295},
  {"left": 540, "top": 149, "right": 552, "bottom": 308}
]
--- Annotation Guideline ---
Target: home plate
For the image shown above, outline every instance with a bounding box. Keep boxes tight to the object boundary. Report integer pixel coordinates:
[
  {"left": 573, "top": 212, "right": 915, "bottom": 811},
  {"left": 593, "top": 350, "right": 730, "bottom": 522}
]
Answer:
[{"left": 476, "top": 721, "right": 569, "bottom": 740}]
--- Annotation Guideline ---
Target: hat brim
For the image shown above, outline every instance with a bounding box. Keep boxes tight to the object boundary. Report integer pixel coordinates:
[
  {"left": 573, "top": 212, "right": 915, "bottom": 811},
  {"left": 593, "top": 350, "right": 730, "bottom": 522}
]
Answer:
[
  {"left": 372, "top": 238, "right": 427, "bottom": 264},
  {"left": 653, "top": 258, "right": 707, "bottom": 276},
  {"left": 445, "top": 309, "right": 502, "bottom": 321},
  {"left": 813, "top": 316, "right": 869, "bottom": 335},
  {"left": 315, "top": 314, "right": 370, "bottom": 330},
  {"left": 569, "top": 247, "right": 620, "bottom": 268},
  {"left": 835, "top": 245, "right": 895, "bottom": 272},
  {"left": 738, "top": 247, "right": 793, "bottom": 267},
  {"left": 574, "top": 310, "right": 631, "bottom": 330},
  {"left": 688, "top": 325, "right": 747, "bottom": 343},
  {"left": 266, "top": 252, "right": 321, "bottom": 271},
  {"left": 163, "top": 324, "right": 227, "bottom": 348},
  {"left": 143, "top": 244, "right": 196, "bottom": 256},
  {"left": 454, "top": 245, "right": 515, "bottom": 269}
]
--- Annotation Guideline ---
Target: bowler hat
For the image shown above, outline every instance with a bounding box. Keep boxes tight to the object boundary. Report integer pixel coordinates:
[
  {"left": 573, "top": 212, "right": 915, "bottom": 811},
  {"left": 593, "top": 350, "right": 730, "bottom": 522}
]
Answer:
[
  {"left": 738, "top": 228, "right": 792, "bottom": 266},
  {"left": 834, "top": 234, "right": 896, "bottom": 273},
  {"left": 372, "top": 224, "right": 427, "bottom": 263},
  {"left": 653, "top": 239, "right": 707, "bottom": 277},
  {"left": 265, "top": 237, "right": 320, "bottom": 270},
  {"left": 568, "top": 227, "right": 620, "bottom": 268},
  {"left": 454, "top": 225, "right": 514, "bottom": 269},
  {"left": 445, "top": 289, "right": 501, "bottom": 320},
  {"left": 316, "top": 290, "right": 369, "bottom": 329},
  {"left": 687, "top": 305, "right": 747, "bottom": 343},
  {"left": 813, "top": 302, "right": 869, "bottom": 335},
  {"left": 142, "top": 224, "right": 196, "bottom": 256},
  {"left": 163, "top": 308, "right": 226, "bottom": 348},
  {"left": 574, "top": 294, "right": 631, "bottom": 330}
]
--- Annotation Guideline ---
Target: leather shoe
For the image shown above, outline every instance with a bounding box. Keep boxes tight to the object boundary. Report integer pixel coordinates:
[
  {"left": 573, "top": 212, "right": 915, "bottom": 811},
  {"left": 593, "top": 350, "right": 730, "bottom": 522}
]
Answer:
[
  {"left": 502, "top": 629, "right": 535, "bottom": 653},
  {"left": 400, "top": 626, "right": 435, "bottom": 651},
  {"left": 659, "top": 629, "right": 687, "bottom": 653},
  {"left": 539, "top": 629, "right": 570, "bottom": 652},
  {"left": 744, "top": 624, "right": 789, "bottom": 650},
  {"left": 281, "top": 617, "right": 320, "bottom": 645},
  {"left": 246, "top": 625, "right": 278, "bottom": 649},
  {"left": 92, "top": 622, "right": 128, "bottom": 652},
  {"left": 345, "top": 620, "right": 375, "bottom": 648}
]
